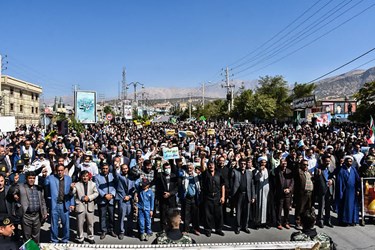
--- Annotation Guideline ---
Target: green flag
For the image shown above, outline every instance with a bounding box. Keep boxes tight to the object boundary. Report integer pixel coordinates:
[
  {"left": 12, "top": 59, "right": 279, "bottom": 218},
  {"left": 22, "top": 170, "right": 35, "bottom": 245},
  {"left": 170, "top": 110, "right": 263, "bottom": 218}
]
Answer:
[{"left": 20, "top": 239, "right": 40, "bottom": 250}]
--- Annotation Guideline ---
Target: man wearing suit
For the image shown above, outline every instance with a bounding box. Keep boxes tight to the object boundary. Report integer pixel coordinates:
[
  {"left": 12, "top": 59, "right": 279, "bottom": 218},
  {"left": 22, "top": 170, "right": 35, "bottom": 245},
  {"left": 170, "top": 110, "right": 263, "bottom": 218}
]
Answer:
[
  {"left": 155, "top": 162, "right": 178, "bottom": 231},
  {"left": 314, "top": 155, "right": 334, "bottom": 228},
  {"left": 115, "top": 164, "right": 135, "bottom": 239},
  {"left": 0, "top": 174, "right": 12, "bottom": 218},
  {"left": 294, "top": 160, "right": 313, "bottom": 230},
  {"left": 12, "top": 171, "right": 47, "bottom": 243},
  {"left": 45, "top": 164, "right": 75, "bottom": 243},
  {"left": 117, "top": 146, "right": 130, "bottom": 166},
  {"left": 274, "top": 159, "right": 294, "bottom": 230},
  {"left": 231, "top": 158, "right": 255, "bottom": 234},
  {"left": 95, "top": 163, "right": 117, "bottom": 239},
  {"left": 71, "top": 170, "right": 99, "bottom": 244}
]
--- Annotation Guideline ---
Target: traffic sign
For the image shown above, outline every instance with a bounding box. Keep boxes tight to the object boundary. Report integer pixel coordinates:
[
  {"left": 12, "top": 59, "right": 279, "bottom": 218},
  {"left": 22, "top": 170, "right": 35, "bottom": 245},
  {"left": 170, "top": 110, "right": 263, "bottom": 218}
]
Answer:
[{"left": 106, "top": 113, "right": 113, "bottom": 121}]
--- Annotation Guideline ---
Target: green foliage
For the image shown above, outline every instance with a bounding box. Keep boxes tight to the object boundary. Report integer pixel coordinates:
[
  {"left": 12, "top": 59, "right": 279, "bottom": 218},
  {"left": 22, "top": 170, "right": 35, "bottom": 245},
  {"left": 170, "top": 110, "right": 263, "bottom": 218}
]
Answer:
[
  {"left": 68, "top": 116, "right": 85, "bottom": 134},
  {"left": 290, "top": 82, "right": 316, "bottom": 100},
  {"left": 232, "top": 90, "right": 276, "bottom": 121},
  {"left": 200, "top": 99, "right": 227, "bottom": 120},
  {"left": 350, "top": 81, "right": 375, "bottom": 123},
  {"left": 103, "top": 105, "right": 114, "bottom": 115},
  {"left": 257, "top": 75, "right": 291, "bottom": 119}
]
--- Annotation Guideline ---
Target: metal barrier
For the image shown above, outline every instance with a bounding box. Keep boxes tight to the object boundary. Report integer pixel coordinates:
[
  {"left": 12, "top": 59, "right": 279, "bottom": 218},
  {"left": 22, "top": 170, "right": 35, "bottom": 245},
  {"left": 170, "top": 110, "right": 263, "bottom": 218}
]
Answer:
[{"left": 40, "top": 241, "right": 319, "bottom": 250}]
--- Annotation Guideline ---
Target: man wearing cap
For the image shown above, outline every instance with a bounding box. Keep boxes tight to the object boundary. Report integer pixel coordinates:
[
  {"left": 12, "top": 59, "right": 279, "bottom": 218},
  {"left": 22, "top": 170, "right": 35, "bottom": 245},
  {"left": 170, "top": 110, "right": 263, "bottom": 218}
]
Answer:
[
  {"left": 335, "top": 156, "right": 360, "bottom": 226},
  {"left": 31, "top": 149, "right": 52, "bottom": 179},
  {"left": 78, "top": 151, "right": 98, "bottom": 178},
  {"left": 12, "top": 171, "right": 47, "bottom": 243},
  {"left": 0, "top": 216, "right": 19, "bottom": 250}
]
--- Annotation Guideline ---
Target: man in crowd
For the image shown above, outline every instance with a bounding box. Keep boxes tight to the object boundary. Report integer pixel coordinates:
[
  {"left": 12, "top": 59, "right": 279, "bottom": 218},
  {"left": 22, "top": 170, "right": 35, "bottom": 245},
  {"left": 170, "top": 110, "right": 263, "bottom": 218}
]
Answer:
[
  {"left": 294, "top": 159, "right": 314, "bottom": 230},
  {"left": 115, "top": 164, "right": 135, "bottom": 239},
  {"left": 13, "top": 171, "right": 47, "bottom": 243},
  {"left": 231, "top": 158, "right": 255, "bottom": 234},
  {"left": 314, "top": 155, "right": 334, "bottom": 228},
  {"left": 274, "top": 159, "right": 294, "bottom": 230},
  {"left": 155, "top": 162, "right": 178, "bottom": 232},
  {"left": 201, "top": 160, "right": 225, "bottom": 237},
  {"left": 45, "top": 164, "right": 74, "bottom": 243},
  {"left": 71, "top": 170, "right": 98, "bottom": 244},
  {"left": 95, "top": 163, "right": 117, "bottom": 239},
  {"left": 335, "top": 156, "right": 360, "bottom": 226}
]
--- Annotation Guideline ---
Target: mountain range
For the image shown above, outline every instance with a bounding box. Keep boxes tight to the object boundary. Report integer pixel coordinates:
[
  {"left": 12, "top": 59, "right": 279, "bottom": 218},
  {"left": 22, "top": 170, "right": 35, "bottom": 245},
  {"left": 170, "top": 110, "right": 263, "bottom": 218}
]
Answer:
[{"left": 46, "top": 66, "right": 375, "bottom": 105}]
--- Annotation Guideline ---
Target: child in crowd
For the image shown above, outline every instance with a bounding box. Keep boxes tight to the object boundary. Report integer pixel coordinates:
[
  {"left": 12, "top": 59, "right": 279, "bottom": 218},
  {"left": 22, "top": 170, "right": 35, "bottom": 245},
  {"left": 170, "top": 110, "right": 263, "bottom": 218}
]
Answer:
[{"left": 136, "top": 178, "right": 154, "bottom": 241}]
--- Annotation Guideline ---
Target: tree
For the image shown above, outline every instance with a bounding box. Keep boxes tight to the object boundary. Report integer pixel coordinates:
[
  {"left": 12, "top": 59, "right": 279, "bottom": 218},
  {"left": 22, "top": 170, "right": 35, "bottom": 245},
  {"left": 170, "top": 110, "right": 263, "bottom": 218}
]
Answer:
[
  {"left": 232, "top": 90, "right": 277, "bottom": 121},
  {"left": 290, "top": 82, "right": 316, "bottom": 100},
  {"left": 257, "top": 75, "right": 291, "bottom": 119},
  {"left": 103, "top": 105, "right": 114, "bottom": 115},
  {"left": 350, "top": 81, "right": 375, "bottom": 123},
  {"left": 232, "top": 89, "right": 253, "bottom": 120}
]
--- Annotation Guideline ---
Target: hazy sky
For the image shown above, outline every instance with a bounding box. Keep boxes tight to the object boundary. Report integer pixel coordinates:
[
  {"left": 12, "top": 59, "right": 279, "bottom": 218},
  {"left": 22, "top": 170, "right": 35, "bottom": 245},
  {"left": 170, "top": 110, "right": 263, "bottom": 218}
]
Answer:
[{"left": 1, "top": 0, "right": 374, "bottom": 98}]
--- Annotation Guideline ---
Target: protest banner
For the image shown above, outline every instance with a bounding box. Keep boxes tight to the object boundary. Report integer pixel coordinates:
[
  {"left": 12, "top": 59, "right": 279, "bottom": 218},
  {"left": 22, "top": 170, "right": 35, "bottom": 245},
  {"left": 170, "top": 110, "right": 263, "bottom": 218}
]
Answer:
[{"left": 163, "top": 147, "right": 180, "bottom": 160}]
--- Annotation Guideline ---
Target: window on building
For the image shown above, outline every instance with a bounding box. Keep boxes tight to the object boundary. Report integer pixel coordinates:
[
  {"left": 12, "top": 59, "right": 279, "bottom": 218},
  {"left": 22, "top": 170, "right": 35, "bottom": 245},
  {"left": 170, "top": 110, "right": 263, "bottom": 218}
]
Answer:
[
  {"left": 20, "top": 105, "right": 23, "bottom": 112},
  {"left": 20, "top": 90, "right": 23, "bottom": 98},
  {"left": 31, "top": 107, "right": 34, "bottom": 113},
  {"left": 10, "top": 103, "right": 14, "bottom": 111},
  {"left": 31, "top": 93, "right": 34, "bottom": 100},
  {"left": 35, "top": 94, "right": 39, "bottom": 100},
  {"left": 10, "top": 88, "right": 14, "bottom": 95},
  {"left": 35, "top": 107, "right": 38, "bottom": 114}
]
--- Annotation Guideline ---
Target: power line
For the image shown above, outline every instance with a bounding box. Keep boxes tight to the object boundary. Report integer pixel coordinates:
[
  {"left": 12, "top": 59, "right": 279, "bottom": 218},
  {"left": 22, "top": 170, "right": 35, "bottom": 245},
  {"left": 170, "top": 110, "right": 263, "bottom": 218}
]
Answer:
[
  {"left": 308, "top": 47, "right": 375, "bottom": 83},
  {"left": 233, "top": 0, "right": 362, "bottom": 75},
  {"left": 236, "top": 3, "right": 375, "bottom": 78},
  {"left": 352, "top": 58, "right": 375, "bottom": 70},
  {"left": 229, "top": 0, "right": 324, "bottom": 68}
]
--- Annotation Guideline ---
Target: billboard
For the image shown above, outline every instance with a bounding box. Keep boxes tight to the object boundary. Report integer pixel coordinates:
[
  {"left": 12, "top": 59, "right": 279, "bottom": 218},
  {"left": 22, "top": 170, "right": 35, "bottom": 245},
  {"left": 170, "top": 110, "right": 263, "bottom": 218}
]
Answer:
[
  {"left": 124, "top": 105, "right": 132, "bottom": 120},
  {"left": 75, "top": 91, "right": 97, "bottom": 123},
  {"left": 293, "top": 95, "right": 315, "bottom": 109},
  {"left": 0, "top": 116, "right": 16, "bottom": 133}
]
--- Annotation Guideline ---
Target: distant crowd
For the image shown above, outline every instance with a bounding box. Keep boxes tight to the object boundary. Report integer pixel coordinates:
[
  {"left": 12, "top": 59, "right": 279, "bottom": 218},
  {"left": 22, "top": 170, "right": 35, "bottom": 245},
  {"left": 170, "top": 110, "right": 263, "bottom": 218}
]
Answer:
[{"left": 0, "top": 121, "right": 374, "bottom": 247}]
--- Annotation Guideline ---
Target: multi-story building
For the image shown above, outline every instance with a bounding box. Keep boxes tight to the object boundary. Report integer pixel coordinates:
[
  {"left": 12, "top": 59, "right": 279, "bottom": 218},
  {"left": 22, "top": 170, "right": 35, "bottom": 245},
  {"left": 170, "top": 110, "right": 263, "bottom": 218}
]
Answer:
[{"left": 0, "top": 75, "right": 43, "bottom": 126}]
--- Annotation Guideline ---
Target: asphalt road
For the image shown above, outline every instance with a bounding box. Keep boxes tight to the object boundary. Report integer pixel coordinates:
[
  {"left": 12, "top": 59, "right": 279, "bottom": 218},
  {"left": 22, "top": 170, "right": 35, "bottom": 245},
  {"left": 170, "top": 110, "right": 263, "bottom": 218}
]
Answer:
[{"left": 38, "top": 209, "right": 375, "bottom": 250}]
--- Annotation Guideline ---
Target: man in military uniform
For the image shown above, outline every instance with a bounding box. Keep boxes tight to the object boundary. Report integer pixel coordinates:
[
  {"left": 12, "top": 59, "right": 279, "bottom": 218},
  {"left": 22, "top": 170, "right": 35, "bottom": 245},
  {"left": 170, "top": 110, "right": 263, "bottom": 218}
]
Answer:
[
  {"left": 152, "top": 209, "right": 195, "bottom": 244},
  {"left": 0, "top": 216, "right": 19, "bottom": 250},
  {"left": 291, "top": 209, "right": 336, "bottom": 250}
]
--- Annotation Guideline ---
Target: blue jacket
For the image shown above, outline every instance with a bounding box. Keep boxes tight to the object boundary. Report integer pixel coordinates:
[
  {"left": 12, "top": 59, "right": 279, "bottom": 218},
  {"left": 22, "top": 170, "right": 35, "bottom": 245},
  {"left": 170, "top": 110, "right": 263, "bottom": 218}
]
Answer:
[
  {"left": 115, "top": 173, "right": 135, "bottom": 203},
  {"left": 136, "top": 181, "right": 154, "bottom": 211},
  {"left": 45, "top": 174, "right": 74, "bottom": 211},
  {"left": 95, "top": 173, "right": 117, "bottom": 205}
]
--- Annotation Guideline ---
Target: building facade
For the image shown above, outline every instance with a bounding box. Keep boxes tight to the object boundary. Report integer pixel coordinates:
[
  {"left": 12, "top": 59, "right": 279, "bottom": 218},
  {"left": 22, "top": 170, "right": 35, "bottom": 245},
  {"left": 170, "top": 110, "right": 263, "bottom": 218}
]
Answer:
[{"left": 0, "top": 75, "right": 43, "bottom": 126}]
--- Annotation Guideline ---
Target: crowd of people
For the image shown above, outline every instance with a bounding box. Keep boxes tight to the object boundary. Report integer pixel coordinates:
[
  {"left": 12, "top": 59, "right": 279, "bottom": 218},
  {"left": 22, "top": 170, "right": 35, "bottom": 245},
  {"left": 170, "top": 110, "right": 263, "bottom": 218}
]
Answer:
[{"left": 0, "top": 120, "right": 374, "bottom": 247}]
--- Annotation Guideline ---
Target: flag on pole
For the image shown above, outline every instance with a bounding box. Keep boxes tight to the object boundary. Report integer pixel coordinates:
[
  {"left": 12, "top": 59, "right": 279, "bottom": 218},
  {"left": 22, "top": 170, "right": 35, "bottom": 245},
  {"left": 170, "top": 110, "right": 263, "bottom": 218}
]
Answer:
[
  {"left": 19, "top": 239, "right": 40, "bottom": 250},
  {"left": 368, "top": 116, "right": 375, "bottom": 144}
]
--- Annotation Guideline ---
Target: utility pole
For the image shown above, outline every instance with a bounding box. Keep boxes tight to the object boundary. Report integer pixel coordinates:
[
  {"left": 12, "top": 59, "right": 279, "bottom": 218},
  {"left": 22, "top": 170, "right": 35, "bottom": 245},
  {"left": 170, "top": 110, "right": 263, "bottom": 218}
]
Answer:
[
  {"left": 221, "top": 67, "right": 235, "bottom": 112},
  {"left": 121, "top": 67, "right": 127, "bottom": 116},
  {"left": 202, "top": 82, "right": 205, "bottom": 107},
  {"left": 189, "top": 93, "right": 192, "bottom": 119}
]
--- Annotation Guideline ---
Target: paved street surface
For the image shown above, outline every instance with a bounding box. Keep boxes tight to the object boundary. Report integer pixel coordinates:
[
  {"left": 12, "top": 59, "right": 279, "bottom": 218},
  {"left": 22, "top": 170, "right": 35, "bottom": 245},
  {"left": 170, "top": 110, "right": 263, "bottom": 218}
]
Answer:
[{"left": 38, "top": 211, "right": 375, "bottom": 250}]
